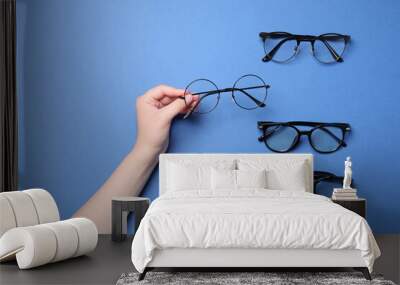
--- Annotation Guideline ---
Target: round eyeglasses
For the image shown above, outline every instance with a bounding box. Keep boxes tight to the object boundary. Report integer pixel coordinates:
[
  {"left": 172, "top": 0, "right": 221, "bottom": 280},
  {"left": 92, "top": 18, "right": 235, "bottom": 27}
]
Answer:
[{"left": 181, "top": 74, "right": 270, "bottom": 119}]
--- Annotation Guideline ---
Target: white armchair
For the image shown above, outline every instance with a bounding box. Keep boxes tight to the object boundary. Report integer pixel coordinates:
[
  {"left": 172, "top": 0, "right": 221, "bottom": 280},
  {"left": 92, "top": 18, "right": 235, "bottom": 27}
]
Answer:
[{"left": 0, "top": 189, "right": 98, "bottom": 269}]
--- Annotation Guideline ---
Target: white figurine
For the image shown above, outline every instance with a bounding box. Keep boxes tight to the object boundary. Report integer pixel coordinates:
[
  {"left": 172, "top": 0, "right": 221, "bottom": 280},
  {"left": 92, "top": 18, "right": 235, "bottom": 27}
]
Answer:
[{"left": 343, "top": 156, "right": 352, "bottom": 189}]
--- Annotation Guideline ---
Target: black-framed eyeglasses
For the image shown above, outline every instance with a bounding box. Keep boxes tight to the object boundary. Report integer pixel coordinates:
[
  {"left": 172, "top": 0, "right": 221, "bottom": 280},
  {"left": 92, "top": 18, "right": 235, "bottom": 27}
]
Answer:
[
  {"left": 180, "top": 74, "right": 270, "bottom": 119},
  {"left": 259, "top": 32, "right": 351, "bottom": 64},
  {"left": 257, "top": 121, "right": 351, "bottom": 154},
  {"left": 314, "top": 170, "right": 355, "bottom": 190}
]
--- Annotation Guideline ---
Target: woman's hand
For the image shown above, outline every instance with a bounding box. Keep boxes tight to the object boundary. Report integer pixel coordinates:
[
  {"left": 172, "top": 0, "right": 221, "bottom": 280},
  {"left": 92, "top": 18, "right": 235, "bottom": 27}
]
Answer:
[
  {"left": 135, "top": 85, "right": 198, "bottom": 154},
  {"left": 73, "top": 84, "right": 198, "bottom": 233}
]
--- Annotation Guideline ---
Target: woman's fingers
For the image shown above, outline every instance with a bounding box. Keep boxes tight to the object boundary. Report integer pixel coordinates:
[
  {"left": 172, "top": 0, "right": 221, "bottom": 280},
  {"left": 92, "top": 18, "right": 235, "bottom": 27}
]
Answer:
[
  {"left": 160, "top": 95, "right": 199, "bottom": 121},
  {"left": 142, "top": 84, "right": 200, "bottom": 120},
  {"left": 145, "top": 85, "right": 185, "bottom": 100},
  {"left": 160, "top": 97, "right": 187, "bottom": 121},
  {"left": 181, "top": 95, "right": 199, "bottom": 113},
  {"left": 159, "top": 97, "right": 173, "bottom": 107},
  {"left": 159, "top": 93, "right": 193, "bottom": 107}
]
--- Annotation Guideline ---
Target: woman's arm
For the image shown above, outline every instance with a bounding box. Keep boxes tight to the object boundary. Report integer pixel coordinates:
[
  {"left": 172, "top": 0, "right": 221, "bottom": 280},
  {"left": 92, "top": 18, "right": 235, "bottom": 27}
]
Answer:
[{"left": 73, "top": 85, "right": 198, "bottom": 233}]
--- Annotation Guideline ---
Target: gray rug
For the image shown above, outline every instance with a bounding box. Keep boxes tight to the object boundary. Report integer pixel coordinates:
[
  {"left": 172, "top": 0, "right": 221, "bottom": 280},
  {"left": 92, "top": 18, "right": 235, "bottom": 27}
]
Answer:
[{"left": 116, "top": 272, "right": 396, "bottom": 285}]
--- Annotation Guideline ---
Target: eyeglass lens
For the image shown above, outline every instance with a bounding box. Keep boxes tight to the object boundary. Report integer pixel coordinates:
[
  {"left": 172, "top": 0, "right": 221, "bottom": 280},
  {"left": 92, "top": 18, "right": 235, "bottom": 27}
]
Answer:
[
  {"left": 309, "top": 126, "right": 343, "bottom": 152},
  {"left": 264, "top": 37, "right": 298, "bottom": 63},
  {"left": 232, "top": 75, "right": 268, "bottom": 109},
  {"left": 264, "top": 126, "right": 298, "bottom": 152},
  {"left": 184, "top": 79, "right": 219, "bottom": 114},
  {"left": 313, "top": 35, "right": 346, "bottom": 63}
]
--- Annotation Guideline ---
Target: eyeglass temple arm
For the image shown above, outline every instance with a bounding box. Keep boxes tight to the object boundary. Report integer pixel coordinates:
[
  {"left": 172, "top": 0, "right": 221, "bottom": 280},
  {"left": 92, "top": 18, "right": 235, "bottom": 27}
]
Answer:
[
  {"left": 257, "top": 122, "right": 280, "bottom": 138},
  {"left": 289, "top": 121, "right": 350, "bottom": 130},
  {"left": 230, "top": 88, "right": 266, "bottom": 107},
  {"left": 258, "top": 121, "right": 350, "bottom": 128},
  {"left": 262, "top": 38, "right": 293, "bottom": 62},
  {"left": 319, "top": 39, "right": 343, "bottom": 62},
  {"left": 314, "top": 171, "right": 345, "bottom": 189},
  {"left": 259, "top": 32, "right": 293, "bottom": 39},
  {"left": 320, "top": 34, "right": 351, "bottom": 42},
  {"left": 257, "top": 125, "right": 279, "bottom": 142},
  {"left": 314, "top": 172, "right": 354, "bottom": 188}
]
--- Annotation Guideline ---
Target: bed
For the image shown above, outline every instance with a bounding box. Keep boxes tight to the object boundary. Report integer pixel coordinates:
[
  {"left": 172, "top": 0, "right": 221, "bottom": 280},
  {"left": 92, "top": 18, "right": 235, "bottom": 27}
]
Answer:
[{"left": 131, "top": 153, "right": 380, "bottom": 280}]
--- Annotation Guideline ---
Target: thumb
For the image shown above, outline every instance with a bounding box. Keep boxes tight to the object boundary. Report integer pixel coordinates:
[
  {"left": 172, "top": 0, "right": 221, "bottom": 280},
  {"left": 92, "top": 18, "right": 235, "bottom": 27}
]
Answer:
[{"left": 161, "top": 95, "right": 192, "bottom": 121}]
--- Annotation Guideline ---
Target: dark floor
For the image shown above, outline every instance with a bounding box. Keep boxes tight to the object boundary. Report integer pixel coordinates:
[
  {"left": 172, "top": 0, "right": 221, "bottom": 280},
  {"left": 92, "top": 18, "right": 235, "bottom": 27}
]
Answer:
[
  {"left": 0, "top": 234, "right": 399, "bottom": 285},
  {"left": 374, "top": 234, "right": 400, "bottom": 284},
  {"left": 0, "top": 235, "right": 134, "bottom": 285}
]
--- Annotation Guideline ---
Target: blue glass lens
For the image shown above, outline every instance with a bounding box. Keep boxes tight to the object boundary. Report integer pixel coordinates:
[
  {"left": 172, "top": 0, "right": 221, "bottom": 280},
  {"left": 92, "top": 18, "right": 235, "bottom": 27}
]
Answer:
[
  {"left": 310, "top": 127, "right": 343, "bottom": 152},
  {"left": 265, "top": 126, "right": 298, "bottom": 152}
]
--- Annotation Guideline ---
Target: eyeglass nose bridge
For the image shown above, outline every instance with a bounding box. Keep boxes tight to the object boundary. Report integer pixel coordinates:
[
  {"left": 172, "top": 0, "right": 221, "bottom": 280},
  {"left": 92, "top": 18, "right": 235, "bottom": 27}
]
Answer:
[
  {"left": 219, "top": 87, "right": 233, "bottom": 93},
  {"left": 298, "top": 130, "right": 312, "bottom": 136},
  {"left": 300, "top": 35, "right": 315, "bottom": 42}
]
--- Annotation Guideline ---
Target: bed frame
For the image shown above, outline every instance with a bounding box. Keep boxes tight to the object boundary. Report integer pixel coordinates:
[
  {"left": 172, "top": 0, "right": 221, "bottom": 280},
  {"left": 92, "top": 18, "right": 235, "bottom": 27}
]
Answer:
[{"left": 139, "top": 153, "right": 371, "bottom": 280}]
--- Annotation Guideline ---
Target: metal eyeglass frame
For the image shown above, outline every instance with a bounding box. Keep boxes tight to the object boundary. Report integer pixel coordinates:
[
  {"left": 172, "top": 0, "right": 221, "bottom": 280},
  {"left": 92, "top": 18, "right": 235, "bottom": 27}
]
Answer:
[
  {"left": 257, "top": 121, "right": 351, "bottom": 154},
  {"left": 180, "top": 74, "right": 270, "bottom": 119},
  {"left": 259, "top": 32, "right": 351, "bottom": 64}
]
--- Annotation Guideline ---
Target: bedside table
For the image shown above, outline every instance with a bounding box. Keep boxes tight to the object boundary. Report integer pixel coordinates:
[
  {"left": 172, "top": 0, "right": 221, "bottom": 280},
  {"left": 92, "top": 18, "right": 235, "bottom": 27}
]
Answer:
[
  {"left": 112, "top": 197, "right": 150, "bottom": 242},
  {"left": 332, "top": 198, "right": 366, "bottom": 218}
]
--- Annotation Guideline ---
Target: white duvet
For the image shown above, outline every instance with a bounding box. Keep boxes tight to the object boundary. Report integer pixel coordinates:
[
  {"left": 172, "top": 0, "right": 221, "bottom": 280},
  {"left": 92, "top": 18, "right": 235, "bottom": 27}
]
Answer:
[{"left": 131, "top": 190, "right": 380, "bottom": 273}]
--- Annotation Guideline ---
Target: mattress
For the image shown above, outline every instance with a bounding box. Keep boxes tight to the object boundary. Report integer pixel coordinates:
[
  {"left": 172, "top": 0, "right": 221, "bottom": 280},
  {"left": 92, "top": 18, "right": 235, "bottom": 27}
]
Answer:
[{"left": 131, "top": 190, "right": 380, "bottom": 273}]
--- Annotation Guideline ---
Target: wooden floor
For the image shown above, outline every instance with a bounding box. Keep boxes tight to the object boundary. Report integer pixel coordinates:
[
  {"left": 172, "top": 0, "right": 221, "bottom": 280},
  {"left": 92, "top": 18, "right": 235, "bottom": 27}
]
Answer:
[
  {"left": 374, "top": 234, "right": 400, "bottom": 284},
  {"left": 0, "top": 235, "right": 399, "bottom": 285},
  {"left": 0, "top": 235, "right": 134, "bottom": 285}
]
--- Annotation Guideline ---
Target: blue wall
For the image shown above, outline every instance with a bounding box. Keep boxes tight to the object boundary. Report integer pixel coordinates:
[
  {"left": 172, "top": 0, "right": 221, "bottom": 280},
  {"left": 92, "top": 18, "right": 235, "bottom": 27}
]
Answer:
[{"left": 16, "top": 0, "right": 400, "bottom": 233}]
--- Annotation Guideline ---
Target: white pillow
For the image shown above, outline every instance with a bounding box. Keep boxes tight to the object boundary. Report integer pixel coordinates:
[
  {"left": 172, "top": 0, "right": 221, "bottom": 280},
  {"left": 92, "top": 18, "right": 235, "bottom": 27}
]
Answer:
[
  {"left": 167, "top": 160, "right": 235, "bottom": 191},
  {"left": 237, "top": 159, "right": 309, "bottom": 191},
  {"left": 211, "top": 169, "right": 267, "bottom": 190},
  {"left": 236, "top": 169, "right": 267, "bottom": 189},
  {"left": 211, "top": 168, "right": 236, "bottom": 190}
]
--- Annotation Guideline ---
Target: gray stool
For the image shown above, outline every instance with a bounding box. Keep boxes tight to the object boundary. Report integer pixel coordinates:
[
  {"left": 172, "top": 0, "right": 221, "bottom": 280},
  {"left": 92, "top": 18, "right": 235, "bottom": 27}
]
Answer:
[{"left": 111, "top": 197, "right": 150, "bottom": 242}]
